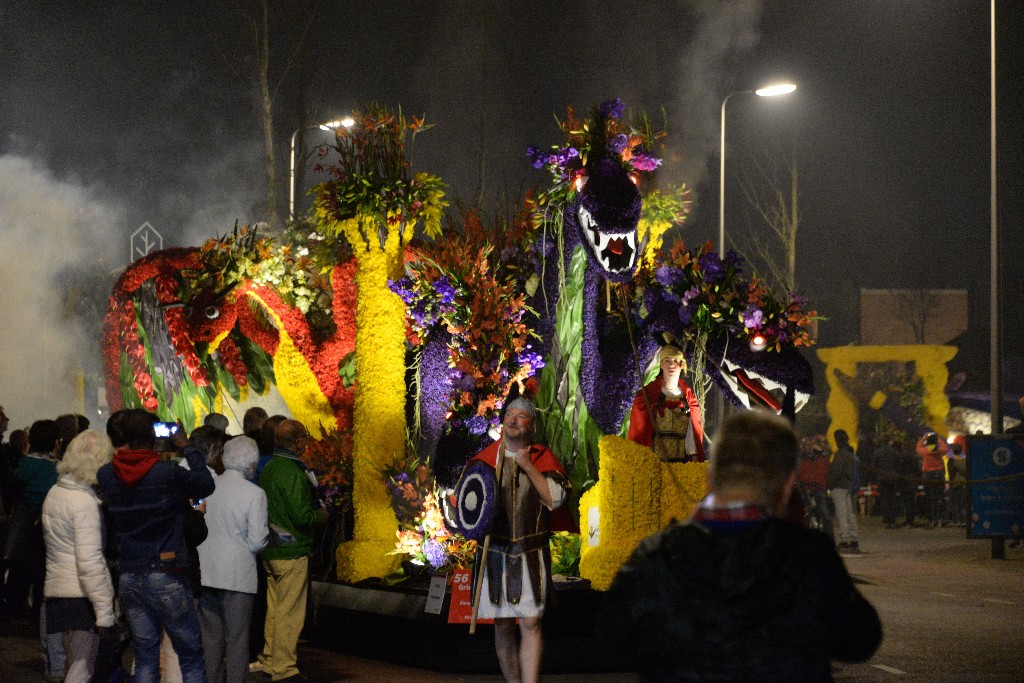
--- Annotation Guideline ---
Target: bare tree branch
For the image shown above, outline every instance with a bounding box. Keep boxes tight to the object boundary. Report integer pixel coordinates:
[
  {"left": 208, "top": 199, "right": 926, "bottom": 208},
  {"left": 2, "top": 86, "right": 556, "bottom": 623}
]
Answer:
[{"left": 734, "top": 147, "right": 801, "bottom": 294}]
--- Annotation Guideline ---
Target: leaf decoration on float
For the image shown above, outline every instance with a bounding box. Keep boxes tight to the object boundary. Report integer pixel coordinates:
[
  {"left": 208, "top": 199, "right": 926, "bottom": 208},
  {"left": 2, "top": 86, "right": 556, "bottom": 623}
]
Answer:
[{"left": 312, "top": 105, "right": 448, "bottom": 247}]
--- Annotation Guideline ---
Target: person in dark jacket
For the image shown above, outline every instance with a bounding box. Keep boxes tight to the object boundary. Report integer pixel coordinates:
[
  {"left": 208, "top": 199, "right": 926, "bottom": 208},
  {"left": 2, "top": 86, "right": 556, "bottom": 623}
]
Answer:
[
  {"left": 605, "top": 410, "right": 882, "bottom": 683},
  {"left": 897, "top": 439, "right": 921, "bottom": 526},
  {"left": 827, "top": 429, "right": 860, "bottom": 554},
  {"left": 874, "top": 436, "right": 903, "bottom": 528},
  {"left": 96, "top": 409, "right": 215, "bottom": 683}
]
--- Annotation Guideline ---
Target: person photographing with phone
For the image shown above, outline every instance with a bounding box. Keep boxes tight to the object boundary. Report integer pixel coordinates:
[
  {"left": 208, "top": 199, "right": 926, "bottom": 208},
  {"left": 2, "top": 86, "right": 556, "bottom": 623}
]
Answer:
[{"left": 97, "top": 410, "right": 215, "bottom": 683}]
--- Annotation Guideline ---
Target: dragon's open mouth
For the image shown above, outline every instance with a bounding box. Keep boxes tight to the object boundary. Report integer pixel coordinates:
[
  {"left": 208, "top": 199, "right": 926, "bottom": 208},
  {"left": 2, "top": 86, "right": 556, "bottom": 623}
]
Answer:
[
  {"left": 578, "top": 205, "right": 636, "bottom": 274},
  {"left": 720, "top": 357, "right": 810, "bottom": 413}
]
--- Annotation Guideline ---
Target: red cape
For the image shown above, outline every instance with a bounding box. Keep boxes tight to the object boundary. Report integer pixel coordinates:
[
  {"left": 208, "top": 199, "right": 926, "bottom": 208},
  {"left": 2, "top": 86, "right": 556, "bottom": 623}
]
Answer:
[
  {"left": 470, "top": 440, "right": 566, "bottom": 476},
  {"left": 626, "top": 375, "right": 706, "bottom": 461}
]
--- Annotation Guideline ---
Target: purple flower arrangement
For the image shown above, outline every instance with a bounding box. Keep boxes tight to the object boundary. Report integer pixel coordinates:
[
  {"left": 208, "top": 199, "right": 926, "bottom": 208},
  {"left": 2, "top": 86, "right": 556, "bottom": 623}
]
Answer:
[
  {"left": 389, "top": 215, "right": 545, "bottom": 470},
  {"left": 634, "top": 240, "right": 819, "bottom": 354},
  {"left": 526, "top": 98, "right": 665, "bottom": 206}
]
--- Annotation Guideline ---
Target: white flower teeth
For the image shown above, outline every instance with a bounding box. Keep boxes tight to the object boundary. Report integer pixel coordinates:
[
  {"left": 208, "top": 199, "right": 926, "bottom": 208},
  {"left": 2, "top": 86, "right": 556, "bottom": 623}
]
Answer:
[
  {"left": 578, "top": 205, "right": 637, "bottom": 272},
  {"left": 720, "top": 358, "right": 810, "bottom": 413}
]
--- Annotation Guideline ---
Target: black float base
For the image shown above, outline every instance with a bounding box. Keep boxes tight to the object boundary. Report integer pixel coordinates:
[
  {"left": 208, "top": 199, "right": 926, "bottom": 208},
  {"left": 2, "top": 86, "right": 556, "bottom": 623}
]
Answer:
[{"left": 305, "top": 576, "right": 631, "bottom": 674}]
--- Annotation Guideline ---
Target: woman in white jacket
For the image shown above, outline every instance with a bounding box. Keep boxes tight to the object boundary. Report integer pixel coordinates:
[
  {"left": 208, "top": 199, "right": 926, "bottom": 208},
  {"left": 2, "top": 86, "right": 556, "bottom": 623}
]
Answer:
[{"left": 41, "top": 429, "right": 116, "bottom": 683}]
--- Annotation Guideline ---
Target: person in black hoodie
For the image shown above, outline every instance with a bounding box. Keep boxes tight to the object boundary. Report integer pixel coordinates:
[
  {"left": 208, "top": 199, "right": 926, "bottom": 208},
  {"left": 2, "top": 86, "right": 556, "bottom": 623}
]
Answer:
[{"left": 604, "top": 410, "right": 882, "bottom": 683}]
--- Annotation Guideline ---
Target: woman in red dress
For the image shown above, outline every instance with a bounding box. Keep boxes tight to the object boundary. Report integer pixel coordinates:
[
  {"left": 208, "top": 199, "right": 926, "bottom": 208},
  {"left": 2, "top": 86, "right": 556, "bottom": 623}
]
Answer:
[{"left": 627, "top": 345, "right": 705, "bottom": 462}]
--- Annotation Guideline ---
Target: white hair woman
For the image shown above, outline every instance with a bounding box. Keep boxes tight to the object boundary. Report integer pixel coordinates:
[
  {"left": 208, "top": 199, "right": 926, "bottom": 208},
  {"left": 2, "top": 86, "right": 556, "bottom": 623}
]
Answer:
[
  {"left": 41, "top": 429, "right": 116, "bottom": 683},
  {"left": 197, "top": 435, "right": 269, "bottom": 683}
]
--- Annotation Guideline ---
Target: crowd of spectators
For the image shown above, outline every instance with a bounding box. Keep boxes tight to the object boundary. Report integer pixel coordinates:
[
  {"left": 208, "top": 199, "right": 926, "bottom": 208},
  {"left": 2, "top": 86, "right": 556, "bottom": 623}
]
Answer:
[{"left": 0, "top": 404, "right": 325, "bottom": 683}]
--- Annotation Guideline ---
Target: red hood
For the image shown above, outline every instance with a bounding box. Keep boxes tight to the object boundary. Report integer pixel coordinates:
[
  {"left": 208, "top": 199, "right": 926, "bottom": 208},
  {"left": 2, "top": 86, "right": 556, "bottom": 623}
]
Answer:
[{"left": 111, "top": 449, "right": 161, "bottom": 487}]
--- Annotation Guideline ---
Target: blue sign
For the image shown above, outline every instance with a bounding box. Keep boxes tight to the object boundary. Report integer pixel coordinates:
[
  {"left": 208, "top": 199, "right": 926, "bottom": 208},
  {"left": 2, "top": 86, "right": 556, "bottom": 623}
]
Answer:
[{"left": 967, "top": 435, "right": 1024, "bottom": 538}]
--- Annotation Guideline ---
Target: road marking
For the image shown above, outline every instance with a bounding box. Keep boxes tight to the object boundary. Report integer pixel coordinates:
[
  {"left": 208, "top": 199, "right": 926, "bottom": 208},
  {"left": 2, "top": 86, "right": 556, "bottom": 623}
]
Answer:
[
  {"left": 983, "top": 598, "right": 1015, "bottom": 605},
  {"left": 872, "top": 664, "right": 907, "bottom": 674}
]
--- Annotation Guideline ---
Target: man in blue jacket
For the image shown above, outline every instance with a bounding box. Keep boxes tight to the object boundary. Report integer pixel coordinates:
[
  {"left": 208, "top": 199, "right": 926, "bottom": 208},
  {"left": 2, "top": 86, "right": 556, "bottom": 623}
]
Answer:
[{"left": 97, "top": 410, "right": 215, "bottom": 683}]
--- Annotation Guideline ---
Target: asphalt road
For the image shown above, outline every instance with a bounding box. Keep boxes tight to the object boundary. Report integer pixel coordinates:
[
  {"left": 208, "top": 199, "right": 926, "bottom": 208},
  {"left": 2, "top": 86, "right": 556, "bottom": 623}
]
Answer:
[{"left": 3, "top": 517, "right": 1022, "bottom": 682}]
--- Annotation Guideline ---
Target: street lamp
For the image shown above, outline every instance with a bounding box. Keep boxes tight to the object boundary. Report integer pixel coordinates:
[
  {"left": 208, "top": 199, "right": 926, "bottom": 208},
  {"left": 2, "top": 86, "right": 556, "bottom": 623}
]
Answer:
[
  {"left": 289, "top": 116, "right": 355, "bottom": 222},
  {"left": 718, "top": 82, "right": 797, "bottom": 256}
]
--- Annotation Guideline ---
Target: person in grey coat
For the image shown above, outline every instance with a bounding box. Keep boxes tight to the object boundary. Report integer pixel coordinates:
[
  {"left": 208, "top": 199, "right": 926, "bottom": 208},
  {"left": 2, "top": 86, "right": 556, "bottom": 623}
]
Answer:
[{"left": 197, "top": 436, "right": 268, "bottom": 683}]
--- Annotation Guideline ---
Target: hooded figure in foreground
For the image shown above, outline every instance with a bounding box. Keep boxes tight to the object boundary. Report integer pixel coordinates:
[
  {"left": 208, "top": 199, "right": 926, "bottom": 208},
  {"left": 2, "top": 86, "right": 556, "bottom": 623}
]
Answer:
[{"left": 605, "top": 410, "right": 882, "bottom": 683}]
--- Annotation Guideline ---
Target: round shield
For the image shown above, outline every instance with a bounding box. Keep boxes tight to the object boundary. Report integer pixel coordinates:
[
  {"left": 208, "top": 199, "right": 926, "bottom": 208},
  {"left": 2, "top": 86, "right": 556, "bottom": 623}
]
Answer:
[{"left": 451, "top": 460, "right": 497, "bottom": 541}]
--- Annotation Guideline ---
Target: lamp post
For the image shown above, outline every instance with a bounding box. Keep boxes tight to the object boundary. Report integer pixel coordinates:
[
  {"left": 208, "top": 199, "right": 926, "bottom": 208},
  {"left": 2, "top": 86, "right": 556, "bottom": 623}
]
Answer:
[
  {"left": 718, "top": 82, "right": 797, "bottom": 257},
  {"left": 289, "top": 116, "right": 355, "bottom": 222},
  {"left": 714, "top": 82, "right": 796, "bottom": 434}
]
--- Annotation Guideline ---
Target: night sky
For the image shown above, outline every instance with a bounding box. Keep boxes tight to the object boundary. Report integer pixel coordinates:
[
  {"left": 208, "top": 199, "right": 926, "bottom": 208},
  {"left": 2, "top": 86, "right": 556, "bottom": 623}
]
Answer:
[{"left": 0, "top": 1, "right": 1021, "bottom": 423}]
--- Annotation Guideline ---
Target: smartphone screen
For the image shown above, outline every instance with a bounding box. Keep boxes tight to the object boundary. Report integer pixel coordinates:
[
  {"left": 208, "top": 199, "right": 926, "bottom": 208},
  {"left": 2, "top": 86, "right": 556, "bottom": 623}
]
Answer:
[{"left": 153, "top": 422, "right": 180, "bottom": 438}]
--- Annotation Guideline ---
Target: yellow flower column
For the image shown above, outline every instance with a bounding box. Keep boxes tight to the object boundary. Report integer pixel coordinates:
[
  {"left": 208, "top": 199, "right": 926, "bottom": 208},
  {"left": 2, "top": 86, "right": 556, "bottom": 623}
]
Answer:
[{"left": 335, "top": 217, "right": 404, "bottom": 581}]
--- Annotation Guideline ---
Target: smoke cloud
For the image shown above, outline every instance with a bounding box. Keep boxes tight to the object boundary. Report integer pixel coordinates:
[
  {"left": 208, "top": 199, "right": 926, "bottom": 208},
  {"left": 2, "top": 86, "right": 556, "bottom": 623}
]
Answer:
[
  {"left": 671, "top": 0, "right": 763, "bottom": 186},
  {"left": 0, "top": 155, "right": 123, "bottom": 429}
]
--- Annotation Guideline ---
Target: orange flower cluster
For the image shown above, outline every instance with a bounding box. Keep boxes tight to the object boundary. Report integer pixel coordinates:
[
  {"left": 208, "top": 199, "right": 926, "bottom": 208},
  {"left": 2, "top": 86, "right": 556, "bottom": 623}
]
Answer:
[{"left": 302, "top": 427, "right": 354, "bottom": 511}]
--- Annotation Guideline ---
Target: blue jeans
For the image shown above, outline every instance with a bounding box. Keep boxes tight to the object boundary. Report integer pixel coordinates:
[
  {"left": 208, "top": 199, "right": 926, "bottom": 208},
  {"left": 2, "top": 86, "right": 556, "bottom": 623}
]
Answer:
[{"left": 119, "top": 572, "right": 206, "bottom": 683}]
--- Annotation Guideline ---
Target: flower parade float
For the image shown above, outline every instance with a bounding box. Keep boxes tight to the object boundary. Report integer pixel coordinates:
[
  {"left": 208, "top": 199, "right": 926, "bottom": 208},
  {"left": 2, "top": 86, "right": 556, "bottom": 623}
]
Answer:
[
  {"left": 104, "top": 100, "right": 820, "bottom": 672},
  {"left": 102, "top": 226, "right": 358, "bottom": 432}
]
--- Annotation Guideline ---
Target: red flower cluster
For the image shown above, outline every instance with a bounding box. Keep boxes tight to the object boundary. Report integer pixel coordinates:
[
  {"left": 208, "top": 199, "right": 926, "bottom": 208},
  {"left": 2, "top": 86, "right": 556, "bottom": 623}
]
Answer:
[
  {"left": 120, "top": 300, "right": 160, "bottom": 411},
  {"left": 102, "top": 249, "right": 203, "bottom": 411},
  {"left": 216, "top": 336, "right": 248, "bottom": 387}
]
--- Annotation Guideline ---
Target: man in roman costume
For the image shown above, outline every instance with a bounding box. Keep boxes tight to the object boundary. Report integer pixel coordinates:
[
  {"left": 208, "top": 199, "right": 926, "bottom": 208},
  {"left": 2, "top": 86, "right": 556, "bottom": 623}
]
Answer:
[
  {"left": 469, "top": 396, "right": 568, "bottom": 683},
  {"left": 627, "top": 344, "right": 706, "bottom": 462}
]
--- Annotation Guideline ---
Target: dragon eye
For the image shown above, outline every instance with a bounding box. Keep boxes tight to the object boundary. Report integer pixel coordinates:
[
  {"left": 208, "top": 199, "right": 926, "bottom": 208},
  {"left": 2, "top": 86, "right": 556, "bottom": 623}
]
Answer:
[{"left": 204, "top": 306, "right": 220, "bottom": 320}]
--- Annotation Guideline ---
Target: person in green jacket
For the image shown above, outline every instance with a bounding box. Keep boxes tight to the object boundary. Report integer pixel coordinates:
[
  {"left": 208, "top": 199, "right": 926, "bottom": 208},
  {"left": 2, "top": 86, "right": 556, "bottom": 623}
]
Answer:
[{"left": 255, "top": 419, "right": 326, "bottom": 683}]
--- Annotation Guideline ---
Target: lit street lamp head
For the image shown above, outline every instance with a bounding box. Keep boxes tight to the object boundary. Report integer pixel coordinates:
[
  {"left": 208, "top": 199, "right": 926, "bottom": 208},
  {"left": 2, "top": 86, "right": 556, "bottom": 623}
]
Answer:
[
  {"left": 320, "top": 116, "right": 356, "bottom": 131},
  {"left": 755, "top": 83, "right": 797, "bottom": 97}
]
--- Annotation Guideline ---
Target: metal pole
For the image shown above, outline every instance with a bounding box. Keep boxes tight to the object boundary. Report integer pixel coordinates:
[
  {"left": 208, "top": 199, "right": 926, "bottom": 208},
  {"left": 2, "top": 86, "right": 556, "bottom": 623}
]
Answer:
[
  {"left": 989, "top": 0, "right": 1001, "bottom": 436},
  {"left": 288, "top": 128, "right": 301, "bottom": 223},
  {"left": 719, "top": 96, "right": 728, "bottom": 258},
  {"left": 989, "top": 0, "right": 1004, "bottom": 561}
]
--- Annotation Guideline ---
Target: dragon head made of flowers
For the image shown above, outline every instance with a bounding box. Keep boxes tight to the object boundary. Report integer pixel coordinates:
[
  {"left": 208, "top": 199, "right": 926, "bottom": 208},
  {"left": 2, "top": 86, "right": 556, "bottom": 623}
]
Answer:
[
  {"left": 528, "top": 98, "right": 662, "bottom": 282},
  {"left": 639, "top": 240, "right": 818, "bottom": 418}
]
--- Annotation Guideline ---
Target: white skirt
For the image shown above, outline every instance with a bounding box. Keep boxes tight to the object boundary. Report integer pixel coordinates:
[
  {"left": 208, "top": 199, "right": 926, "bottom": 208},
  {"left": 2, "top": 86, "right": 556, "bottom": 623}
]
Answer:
[{"left": 476, "top": 551, "right": 547, "bottom": 619}]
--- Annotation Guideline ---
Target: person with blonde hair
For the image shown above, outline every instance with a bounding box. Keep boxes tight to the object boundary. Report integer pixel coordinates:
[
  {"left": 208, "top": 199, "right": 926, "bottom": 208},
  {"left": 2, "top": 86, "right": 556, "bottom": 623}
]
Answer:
[
  {"left": 627, "top": 344, "right": 706, "bottom": 461},
  {"left": 41, "top": 429, "right": 117, "bottom": 683}
]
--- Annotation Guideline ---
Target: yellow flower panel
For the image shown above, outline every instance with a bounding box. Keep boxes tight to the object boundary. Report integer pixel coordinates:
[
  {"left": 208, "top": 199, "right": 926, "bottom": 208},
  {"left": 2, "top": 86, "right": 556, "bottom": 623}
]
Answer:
[
  {"left": 658, "top": 461, "right": 708, "bottom": 529},
  {"left": 245, "top": 291, "right": 338, "bottom": 434},
  {"left": 270, "top": 328, "right": 338, "bottom": 434},
  {"left": 817, "top": 345, "right": 957, "bottom": 448},
  {"left": 579, "top": 436, "right": 663, "bottom": 590},
  {"left": 336, "top": 540, "right": 400, "bottom": 581}
]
